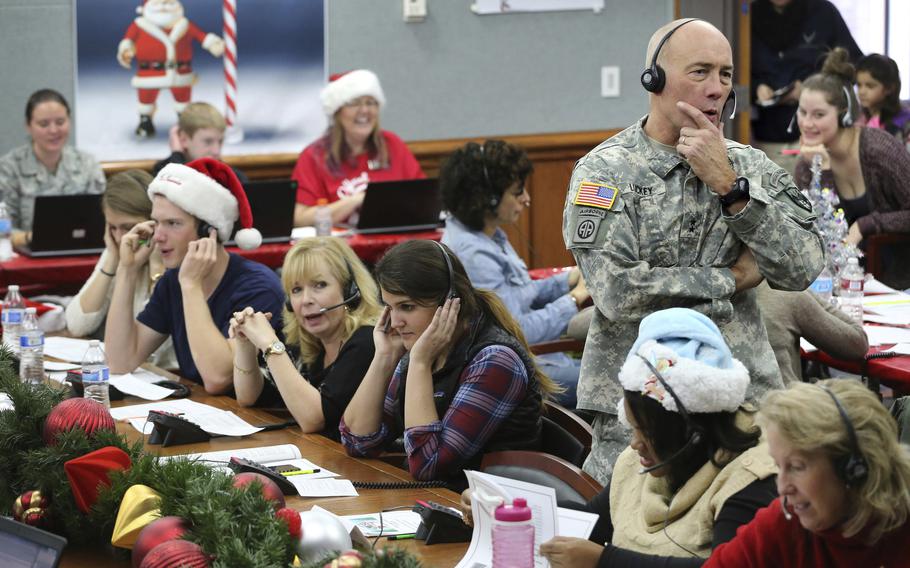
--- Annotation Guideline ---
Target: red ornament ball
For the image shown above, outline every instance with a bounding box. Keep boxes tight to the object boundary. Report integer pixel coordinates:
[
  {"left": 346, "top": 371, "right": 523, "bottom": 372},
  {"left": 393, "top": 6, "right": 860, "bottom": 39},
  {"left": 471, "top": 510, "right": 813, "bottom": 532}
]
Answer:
[
  {"left": 276, "top": 507, "right": 302, "bottom": 539},
  {"left": 12, "top": 489, "right": 48, "bottom": 523},
  {"left": 232, "top": 472, "right": 286, "bottom": 510},
  {"left": 139, "top": 539, "right": 210, "bottom": 568},
  {"left": 132, "top": 516, "right": 189, "bottom": 568},
  {"left": 43, "top": 398, "right": 116, "bottom": 445}
]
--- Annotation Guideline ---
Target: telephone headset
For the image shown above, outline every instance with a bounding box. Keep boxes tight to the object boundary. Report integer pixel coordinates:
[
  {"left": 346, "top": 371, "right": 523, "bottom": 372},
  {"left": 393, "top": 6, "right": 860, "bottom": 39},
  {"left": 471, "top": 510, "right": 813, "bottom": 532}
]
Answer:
[
  {"left": 284, "top": 257, "right": 362, "bottom": 314},
  {"left": 637, "top": 354, "right": 708, "bottom": 558},
  {"left": 636, "top": 355, "right": 705, "bottom": 475},
  {"left": 821, "top": 385, "right": 869, "bottom": 487},
  {"left": 787, "top": 84, "right": 855, "bottom": 133},
  {"left": 197, "top": 221, "right": 217, "bottom": 240},
  {"left": 431, "top": 240, "right": 458, "bottom": 304},
  {"left": 478, "top": 141, "right": 499, "bottom": 210},
  {"left": 640, "top": 18, "right": 737, "bottom": 121}
]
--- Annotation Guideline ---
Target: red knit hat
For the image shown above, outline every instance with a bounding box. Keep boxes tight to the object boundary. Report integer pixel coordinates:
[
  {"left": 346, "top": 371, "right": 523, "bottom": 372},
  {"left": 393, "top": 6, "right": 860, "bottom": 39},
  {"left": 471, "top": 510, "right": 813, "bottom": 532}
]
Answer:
[{"left": 148, "top": 158, "right": 262, "bottom": 249}]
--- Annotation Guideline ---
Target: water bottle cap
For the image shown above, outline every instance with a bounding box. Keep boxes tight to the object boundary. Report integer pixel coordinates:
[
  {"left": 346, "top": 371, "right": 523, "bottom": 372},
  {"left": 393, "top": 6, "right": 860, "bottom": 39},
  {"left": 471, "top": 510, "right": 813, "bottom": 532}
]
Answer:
[
  {"left": 317, "top": 198, "right": 329, "bottom": 205},
  {"left": 25, "top": 307, "right": 36, "bottom": 314},
  {"left": 494, "top": 497, "right": 532, "bottom": 522},
  {"left": 9, "top": 285, "right": 18, "bottom": 291},
  {"left": 89, "top": 340, "right": 100, "bottom": 347}
]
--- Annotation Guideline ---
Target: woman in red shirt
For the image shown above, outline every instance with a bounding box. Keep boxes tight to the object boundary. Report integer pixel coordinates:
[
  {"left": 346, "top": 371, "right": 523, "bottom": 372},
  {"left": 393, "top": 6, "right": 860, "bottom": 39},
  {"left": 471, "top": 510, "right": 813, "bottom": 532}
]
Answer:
[
  {"left": 707, "top": 379, "right": 910, "bottom": 568},
  {"left": 292, "top": 69, "right": 424, "bottom": 227}
]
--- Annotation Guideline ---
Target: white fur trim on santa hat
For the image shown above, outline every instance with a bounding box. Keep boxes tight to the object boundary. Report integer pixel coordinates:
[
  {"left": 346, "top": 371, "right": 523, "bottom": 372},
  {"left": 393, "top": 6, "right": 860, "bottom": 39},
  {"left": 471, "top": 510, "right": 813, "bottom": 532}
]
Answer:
[
  {"left": 617, "top": 340, "right": 750, "bottom": 415},
  {"left": 234, "top": 228, "right": 261, "bottom": 250},
  {"left": 321, "top": 70, "right": 386, "bottom": 116},
  {"left": 148, "top": 163, "right": 238, "bottom": 242}
]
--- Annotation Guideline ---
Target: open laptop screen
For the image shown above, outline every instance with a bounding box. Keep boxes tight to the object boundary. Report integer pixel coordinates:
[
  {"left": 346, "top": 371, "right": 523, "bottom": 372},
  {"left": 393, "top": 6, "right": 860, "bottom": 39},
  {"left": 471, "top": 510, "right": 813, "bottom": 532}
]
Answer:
[{"left": 0, "top": 517, "right": 67, "bottom": 568}]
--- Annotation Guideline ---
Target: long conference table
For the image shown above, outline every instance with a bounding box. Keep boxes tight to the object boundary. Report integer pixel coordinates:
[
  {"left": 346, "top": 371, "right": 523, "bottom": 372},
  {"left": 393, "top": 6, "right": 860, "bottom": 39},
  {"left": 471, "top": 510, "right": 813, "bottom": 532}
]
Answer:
[
  {"left": 0, "top": 230, "right": 443, "bottom": 296},
  {"left": 59, "top": 368, "right": 468, "bottom": 568}
]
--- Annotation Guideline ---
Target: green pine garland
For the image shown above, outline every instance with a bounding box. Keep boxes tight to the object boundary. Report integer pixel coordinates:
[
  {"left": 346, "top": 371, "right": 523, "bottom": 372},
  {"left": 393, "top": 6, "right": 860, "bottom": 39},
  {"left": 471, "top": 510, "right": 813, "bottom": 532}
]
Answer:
[{"left": 0, "top": 348, "right": 424, "bottom": 567}]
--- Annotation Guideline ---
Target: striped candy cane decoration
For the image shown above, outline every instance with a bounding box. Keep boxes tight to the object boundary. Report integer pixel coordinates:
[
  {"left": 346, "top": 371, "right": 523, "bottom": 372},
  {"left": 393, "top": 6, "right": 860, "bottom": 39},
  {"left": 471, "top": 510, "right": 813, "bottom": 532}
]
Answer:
[{"left": 223, "top": 0, "right": 243, "bottom": 142}]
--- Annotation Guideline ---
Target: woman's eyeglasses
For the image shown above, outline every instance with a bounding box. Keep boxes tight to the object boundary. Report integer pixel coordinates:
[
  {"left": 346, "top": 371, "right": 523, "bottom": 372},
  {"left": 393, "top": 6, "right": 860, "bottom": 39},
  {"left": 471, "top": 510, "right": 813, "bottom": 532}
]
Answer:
[{"left": 343, "top": 98, "right": 379, "bottom": 109}]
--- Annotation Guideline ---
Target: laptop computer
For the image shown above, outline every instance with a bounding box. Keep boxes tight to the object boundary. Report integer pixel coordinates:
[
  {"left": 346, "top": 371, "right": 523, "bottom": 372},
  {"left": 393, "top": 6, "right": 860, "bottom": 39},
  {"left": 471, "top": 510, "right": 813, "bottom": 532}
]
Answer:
[
  {"left": 354, "top": 178, "right": 441, "bottom": 234},
  {"left": 229, "top": 179, "right": 297, "bottom": 245},
  {"left": 0, "top": 516, "right": 67, "bottom": 568},
  {"left": 17, "top": 194, "right": 105, "bottom": 257}
]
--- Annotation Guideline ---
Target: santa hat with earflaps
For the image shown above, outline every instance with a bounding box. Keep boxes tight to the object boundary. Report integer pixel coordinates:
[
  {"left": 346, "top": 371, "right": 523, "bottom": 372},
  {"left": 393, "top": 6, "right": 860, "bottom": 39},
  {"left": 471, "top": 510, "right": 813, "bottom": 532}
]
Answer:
[
  {"left": 616, "top": 308, "right": 750, "bottom": 426},
  {"left": 148, "top": 158, "right": 262, "bottom": 250},
  {"left": 320, "top": 69, "right": 386, "bottom": 116}
]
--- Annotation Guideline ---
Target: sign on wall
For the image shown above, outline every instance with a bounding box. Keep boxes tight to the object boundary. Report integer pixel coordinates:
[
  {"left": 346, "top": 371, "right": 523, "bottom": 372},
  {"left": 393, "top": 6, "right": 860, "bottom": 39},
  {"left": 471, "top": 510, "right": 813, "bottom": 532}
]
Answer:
[{"left": 75, "top": 0, "right": 326, "bottom": 161}]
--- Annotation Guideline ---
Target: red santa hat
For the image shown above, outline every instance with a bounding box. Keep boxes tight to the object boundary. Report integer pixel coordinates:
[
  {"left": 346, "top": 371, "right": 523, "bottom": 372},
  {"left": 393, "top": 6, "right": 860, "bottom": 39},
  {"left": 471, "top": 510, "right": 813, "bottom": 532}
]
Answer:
[
  {"left": 148, "top": 158, "right": 262, "bottom": 250},
  {"left": 320, "top": 69, "right": 386, "bottom": 116}
]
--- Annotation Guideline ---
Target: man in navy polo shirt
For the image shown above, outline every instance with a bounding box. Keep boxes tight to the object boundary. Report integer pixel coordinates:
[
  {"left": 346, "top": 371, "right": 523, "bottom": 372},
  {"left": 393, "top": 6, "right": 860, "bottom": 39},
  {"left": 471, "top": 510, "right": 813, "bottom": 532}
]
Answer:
[{"left": 105, "top": 158, "right": 284, "bottom": 393}]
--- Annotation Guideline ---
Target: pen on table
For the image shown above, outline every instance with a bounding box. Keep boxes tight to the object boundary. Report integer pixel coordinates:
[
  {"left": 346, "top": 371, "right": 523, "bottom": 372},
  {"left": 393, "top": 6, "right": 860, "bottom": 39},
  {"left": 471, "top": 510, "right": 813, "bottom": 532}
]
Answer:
[
  {"left": 387, "top": 534, "right": 416, "bottom": 541},
  {"left": 281, "top": 469, "right": 320, "bottom": 476},
  {"left": 780, "top": 148, "right": 801, "bottom": 156}
]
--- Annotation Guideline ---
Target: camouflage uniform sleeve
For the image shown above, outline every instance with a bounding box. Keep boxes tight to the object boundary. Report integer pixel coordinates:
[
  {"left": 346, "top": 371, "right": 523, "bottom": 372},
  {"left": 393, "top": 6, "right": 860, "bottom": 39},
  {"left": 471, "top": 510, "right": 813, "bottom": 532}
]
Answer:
[
  {"left": 87, "top": 154, "right": 106, "bottom": 195},
  {"left": 563, "top": 157, "right": 737, "bottom": 323},
  {"left": 0, "top": 152, "right": 23, "bottom": 228},
  {"left": 723, "top": 152, "right": 825, "bottom": 291}
]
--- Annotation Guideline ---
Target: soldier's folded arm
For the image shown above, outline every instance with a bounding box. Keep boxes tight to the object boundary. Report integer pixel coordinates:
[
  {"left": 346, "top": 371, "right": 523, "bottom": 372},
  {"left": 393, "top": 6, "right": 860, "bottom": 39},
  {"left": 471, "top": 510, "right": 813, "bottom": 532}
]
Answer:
[
  {"left": 721, "top": 160, "right": 825, "bottom": 292},
  {"left": 567, "top": 206, "right": 735, "bottom": 323}
]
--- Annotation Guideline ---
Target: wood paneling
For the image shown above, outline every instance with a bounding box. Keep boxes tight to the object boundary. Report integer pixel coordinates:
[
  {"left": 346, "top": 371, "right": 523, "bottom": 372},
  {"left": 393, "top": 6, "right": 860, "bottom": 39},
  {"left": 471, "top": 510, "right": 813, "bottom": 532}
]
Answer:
[{"left": 101, "top": 129, "right": 621, "bottom": 269}]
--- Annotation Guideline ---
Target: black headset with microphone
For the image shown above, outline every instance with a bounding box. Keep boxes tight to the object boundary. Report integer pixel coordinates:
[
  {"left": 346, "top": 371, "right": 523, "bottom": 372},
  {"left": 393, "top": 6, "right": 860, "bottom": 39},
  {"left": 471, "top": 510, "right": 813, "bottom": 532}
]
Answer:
[
  {"left": 478, "top": 141, "right": 501, "bottom": 210},
  {"left": 285, "top": 257, "right": 362, "bottom": 314},
  {"left": 641, "top": 18, "right": 737, "bottom": 121},
  {"left": 821, "top": 385, "right": 869, "bottom": 487},
  {"left": 783, "top": 385, "right": 868, "bottom": 521},
  {"left": 787, "top": 84, "right": 855, "bottom": 134},
  {"left": 636, "top": 355, "right": 706, "bottom": 474},
  {"left": 431, "top": 240, "right": 458, "bottom": 304}
]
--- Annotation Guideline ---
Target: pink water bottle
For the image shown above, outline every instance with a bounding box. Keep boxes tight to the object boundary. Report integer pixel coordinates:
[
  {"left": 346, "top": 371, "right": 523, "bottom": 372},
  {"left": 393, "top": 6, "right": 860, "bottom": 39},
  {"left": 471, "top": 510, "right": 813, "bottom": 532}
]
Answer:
[{"left": 492, "top": 497, "right": 534, "bottom": 568}]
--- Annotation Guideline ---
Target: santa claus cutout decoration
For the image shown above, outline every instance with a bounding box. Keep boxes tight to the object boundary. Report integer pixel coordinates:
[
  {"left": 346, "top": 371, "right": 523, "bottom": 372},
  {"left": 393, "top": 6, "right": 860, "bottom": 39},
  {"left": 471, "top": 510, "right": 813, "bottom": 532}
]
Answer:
[{"left": 117, "top": 0, "right": 225, "bottom": 138}]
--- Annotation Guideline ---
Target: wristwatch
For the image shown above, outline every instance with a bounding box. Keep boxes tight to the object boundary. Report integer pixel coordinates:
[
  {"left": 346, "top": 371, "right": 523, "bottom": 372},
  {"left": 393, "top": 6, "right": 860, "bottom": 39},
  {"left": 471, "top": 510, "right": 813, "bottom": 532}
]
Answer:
[
  {"left": 718, "top": 177, "right": 750, "bottom": 208},
  {"left": 263, "top": 340, "right": 287, "bottom": 360}
]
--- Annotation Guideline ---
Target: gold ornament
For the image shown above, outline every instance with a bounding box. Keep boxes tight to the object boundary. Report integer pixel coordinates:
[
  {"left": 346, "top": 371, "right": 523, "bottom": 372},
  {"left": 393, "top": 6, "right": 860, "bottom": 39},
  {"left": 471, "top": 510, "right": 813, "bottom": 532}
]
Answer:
[{"left": 111, "top": 485, "right": 162, "bottom": 549}]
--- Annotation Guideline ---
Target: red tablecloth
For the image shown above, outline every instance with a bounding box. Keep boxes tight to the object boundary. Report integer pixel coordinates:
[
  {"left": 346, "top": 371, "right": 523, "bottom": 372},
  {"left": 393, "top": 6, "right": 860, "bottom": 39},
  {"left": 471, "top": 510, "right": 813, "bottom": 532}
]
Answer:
[
  {"left": 0, "top": 230, "right": 442, "bottom": 296},
  {"left": 803, "top": 345, "right": 910, "bottom": 396}
]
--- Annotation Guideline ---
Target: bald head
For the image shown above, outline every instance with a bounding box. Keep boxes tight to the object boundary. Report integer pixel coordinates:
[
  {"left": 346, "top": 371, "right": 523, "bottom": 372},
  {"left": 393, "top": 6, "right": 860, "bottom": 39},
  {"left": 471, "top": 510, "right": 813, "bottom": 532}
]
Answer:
[{"left": 645, "top": 19, "right": 730, "bottom": 70}]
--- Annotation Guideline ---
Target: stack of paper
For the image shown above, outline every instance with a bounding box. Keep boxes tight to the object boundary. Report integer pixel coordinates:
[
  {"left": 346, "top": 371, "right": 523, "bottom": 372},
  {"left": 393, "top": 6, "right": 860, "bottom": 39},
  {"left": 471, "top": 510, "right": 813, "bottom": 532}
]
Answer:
[{"left": 109, "top": 399, "right": 263, "bottom": 437}]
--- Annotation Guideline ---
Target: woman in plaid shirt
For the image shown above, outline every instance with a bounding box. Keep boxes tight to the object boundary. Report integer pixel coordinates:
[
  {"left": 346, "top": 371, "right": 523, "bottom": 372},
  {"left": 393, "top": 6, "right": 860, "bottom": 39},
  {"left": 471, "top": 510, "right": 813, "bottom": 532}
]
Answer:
[{"left": 340, "top": 239, "right": 561, "bottom": 488}]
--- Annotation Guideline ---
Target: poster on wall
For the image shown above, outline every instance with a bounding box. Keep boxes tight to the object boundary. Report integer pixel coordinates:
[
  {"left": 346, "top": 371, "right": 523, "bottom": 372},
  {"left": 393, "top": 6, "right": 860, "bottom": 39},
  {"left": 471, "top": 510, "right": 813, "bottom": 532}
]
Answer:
[{"left": 75, "top": 0, "right": 325, "bottom": 162}]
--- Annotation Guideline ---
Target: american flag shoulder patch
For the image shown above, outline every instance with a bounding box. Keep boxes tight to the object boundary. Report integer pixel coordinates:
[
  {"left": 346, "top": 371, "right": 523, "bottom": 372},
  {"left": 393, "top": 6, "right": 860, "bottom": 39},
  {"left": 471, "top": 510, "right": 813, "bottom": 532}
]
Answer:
[{"left": 574, "top": 180, "right": 618, "bottom": 210}]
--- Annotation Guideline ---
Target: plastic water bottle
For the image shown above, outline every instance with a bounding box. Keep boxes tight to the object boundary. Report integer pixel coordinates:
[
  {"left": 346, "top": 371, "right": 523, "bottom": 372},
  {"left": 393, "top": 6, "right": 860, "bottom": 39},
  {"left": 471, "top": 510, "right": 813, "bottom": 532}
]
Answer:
[
  {"left": 492, "top": 498, "right": 534, "bottom": 568},
  {"left": 81, "top": 340, "right": 111, "bottom": 408},
  {"left": 18, "top": 307, "right": 44, "bottom": 384},
  {"left": 809, "top": 265, "right": 834, "bottom": 303},
  {"left": 838, "top": 257, "right": 865, "bottom": 325},
  {"left": 0, "top": 202, "right": 13, "bottom": 262},
  {"left": 314, "top": 198, "right": 332, "bottom": 237},
  {"left": 2, "top": 285, "right": 26, "bottom": 354}
]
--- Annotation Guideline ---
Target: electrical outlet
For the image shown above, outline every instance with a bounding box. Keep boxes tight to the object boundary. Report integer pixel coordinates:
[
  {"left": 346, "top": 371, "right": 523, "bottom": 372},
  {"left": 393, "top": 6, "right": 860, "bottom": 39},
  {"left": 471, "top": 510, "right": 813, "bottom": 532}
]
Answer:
[
  {"left": 601, "top": 66, "right": 620, "bottom": 98},
  {"left": 403, "top": 0, "right": 427, "bottom": 22}
]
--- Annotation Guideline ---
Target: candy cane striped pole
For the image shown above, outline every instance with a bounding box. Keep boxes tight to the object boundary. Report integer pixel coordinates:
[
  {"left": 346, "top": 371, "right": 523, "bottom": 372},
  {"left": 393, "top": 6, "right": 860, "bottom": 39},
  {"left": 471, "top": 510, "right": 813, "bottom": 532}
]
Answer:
[{"left": 223, "top": 0, "right": 243, "bottom": 143}]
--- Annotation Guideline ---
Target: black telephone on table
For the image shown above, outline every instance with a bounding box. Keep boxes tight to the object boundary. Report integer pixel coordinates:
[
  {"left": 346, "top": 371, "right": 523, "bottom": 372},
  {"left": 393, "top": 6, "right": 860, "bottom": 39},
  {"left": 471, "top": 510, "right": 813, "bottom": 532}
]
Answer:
[
  {"left": 147, "top": 410, "right": 212, "bottom": 447},
  {"left": 413, "top": 501, "right": 473, "bottom": 544},
  {"left": 228, "top": 457, "right": 298, "bottom": 495}
]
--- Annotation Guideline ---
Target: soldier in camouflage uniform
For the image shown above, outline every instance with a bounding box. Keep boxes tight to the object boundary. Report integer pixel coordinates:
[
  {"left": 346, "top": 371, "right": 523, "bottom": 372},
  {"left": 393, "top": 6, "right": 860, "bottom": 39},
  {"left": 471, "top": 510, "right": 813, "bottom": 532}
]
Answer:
[{"left": 563, "top": 19, "right": 825, "bottom": 484}]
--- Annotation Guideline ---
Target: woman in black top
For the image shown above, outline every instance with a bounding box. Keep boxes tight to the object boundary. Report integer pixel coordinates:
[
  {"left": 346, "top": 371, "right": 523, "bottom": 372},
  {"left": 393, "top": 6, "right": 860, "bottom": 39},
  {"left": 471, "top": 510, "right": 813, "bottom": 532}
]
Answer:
[{"left": 230, "top": 237, "right": 381, "bottom": 440}]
